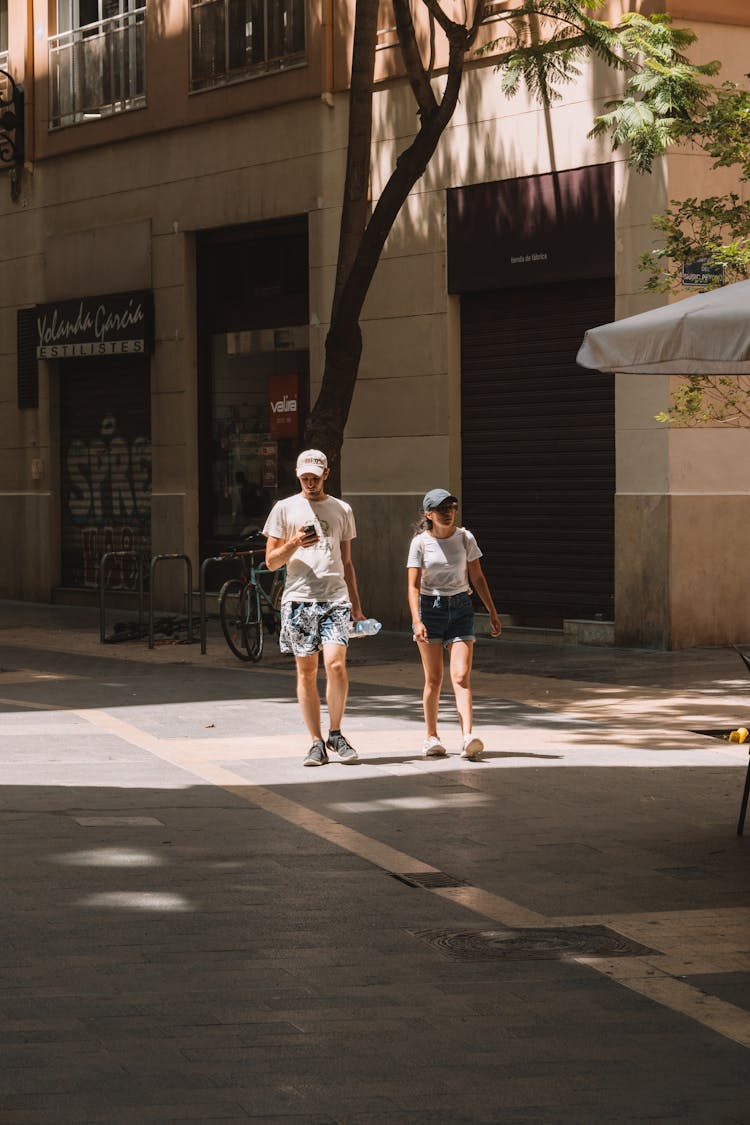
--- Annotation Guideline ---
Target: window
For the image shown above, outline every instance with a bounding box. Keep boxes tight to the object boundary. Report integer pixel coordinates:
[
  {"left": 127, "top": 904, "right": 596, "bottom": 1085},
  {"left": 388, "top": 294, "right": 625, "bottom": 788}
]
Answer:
[
  {"left": 49, "top": 0, "right": 146, "bottom": 128},
  {"left": 0, "top": 0, "right": 8, "bottom": 67},
  {"left": 190, "top": 0, "right": 305, "bottom": 91},
  {"left": 208, "top": 329, "right": 308, "bottom": 539},
  {"left": 196, "top": 221, "right": 309, "bottom": 558}
]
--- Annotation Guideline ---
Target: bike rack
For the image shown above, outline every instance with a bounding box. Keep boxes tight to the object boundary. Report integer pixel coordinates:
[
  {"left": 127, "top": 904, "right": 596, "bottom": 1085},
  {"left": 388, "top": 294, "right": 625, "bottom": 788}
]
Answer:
[
  {"left": 148, "top": 553, "right": 195, "bottom": 649},
  {"left": 198, "top": 554, "right": 241, "bottom": 654},
  {"left": 99, "top": 551, "right": 148, "bottom": 643}
]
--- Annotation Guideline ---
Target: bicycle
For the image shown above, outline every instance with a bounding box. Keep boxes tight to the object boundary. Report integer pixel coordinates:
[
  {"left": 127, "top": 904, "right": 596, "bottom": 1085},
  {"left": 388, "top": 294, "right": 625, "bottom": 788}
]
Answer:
[{"left": 217, "top": 537, "right": 285, "bottom": 662}]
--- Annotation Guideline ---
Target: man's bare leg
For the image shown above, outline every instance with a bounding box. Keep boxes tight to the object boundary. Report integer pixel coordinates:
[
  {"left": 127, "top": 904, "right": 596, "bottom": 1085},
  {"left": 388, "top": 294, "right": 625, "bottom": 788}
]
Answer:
[
  {"left": 296, "top": 652, "right": 323, "bottom": 742},
  {"left": 322, "top": 643, "right": 358, "bottom": 762},
  {"left": 323, "top": 643, "right": 348, "bottom": 731}
]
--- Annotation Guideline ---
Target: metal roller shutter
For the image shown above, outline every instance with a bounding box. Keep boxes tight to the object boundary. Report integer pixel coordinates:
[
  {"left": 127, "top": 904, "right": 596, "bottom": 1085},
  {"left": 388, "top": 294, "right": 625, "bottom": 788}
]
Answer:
[
  {"left": 461, "top": 278, "right": 615, "bottom": 624},
  {"left": 60, "top": 358, "right": 151, "bottom": 589}
]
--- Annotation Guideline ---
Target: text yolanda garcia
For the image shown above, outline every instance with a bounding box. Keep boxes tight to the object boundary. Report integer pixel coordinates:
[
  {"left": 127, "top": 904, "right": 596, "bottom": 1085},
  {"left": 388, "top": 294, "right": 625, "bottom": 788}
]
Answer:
[{"left": 35, "top": 293, "right": 153, "bottom": 358}]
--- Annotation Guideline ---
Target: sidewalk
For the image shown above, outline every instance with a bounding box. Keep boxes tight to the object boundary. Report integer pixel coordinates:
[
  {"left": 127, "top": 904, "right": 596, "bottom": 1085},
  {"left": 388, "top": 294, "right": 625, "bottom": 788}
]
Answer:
[{"left": 0, "top": 599, "right": 748, "bottom": 1123}]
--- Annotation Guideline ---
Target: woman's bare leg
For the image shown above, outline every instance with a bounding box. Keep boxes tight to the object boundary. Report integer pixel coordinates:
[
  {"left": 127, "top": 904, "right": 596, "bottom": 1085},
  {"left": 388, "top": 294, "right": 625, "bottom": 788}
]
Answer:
[
  {"left": 416, "top": 641, "right": 444, "bottom": 736},
  {"left": 449, "top": 640, "right": 475, "bottom": 734}
]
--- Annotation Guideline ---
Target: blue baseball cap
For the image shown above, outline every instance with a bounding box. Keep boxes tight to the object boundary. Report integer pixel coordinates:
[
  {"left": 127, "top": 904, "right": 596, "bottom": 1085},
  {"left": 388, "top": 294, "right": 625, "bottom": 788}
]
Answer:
[{"left": 422, "top": 488, "right": 457, "bottom": 510}]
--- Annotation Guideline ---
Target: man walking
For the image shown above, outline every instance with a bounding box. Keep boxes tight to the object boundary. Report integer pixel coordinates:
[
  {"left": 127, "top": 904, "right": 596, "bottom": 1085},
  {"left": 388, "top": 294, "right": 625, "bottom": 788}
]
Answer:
[{"left": 264, "top": 449, "right": 366, "bottom": 766}]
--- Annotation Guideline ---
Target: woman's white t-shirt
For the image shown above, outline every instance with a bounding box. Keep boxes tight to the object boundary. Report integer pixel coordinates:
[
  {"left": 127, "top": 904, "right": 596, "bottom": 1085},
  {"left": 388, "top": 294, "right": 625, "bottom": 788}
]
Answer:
[
  {"left": 407, "top": 528, "right": 482, "bottom": 596},
  {"left": 263, "top": 494, "right": 356, "bottom": 604}
]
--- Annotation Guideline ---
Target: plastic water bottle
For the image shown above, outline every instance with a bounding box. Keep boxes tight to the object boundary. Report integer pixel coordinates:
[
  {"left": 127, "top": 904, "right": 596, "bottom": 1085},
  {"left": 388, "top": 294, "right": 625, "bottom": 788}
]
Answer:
[{"left": 350, "top": 618, "right": 382, "bottom": 637}]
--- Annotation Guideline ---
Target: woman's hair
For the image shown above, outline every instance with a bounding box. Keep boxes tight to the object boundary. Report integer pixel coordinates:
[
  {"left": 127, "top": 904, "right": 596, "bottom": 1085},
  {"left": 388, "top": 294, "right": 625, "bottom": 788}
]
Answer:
[{"left": 412, "top": 509, "right": 433, "bottom": 535}]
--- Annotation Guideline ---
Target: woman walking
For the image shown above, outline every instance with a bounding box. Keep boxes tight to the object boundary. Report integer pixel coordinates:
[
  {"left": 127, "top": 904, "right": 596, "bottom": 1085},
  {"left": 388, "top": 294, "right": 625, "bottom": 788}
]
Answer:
[{"left": 407, "top": 489, "right": 502, "bottom": 758}]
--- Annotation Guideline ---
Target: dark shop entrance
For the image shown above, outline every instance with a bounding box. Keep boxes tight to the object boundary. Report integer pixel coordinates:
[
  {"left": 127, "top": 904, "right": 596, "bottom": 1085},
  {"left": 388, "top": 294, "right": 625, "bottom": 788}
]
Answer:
[{"left": 448, "top": 164, "right": 616, "bottom": 625}]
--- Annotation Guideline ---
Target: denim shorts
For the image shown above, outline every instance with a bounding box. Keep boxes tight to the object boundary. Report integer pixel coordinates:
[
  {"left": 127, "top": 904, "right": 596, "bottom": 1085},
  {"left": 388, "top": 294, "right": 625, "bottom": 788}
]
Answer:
[
  {"left": 418, "top": 592, "right": 475, "bottom": 645},
  {"left": 279, "top": 600, "right": 351, "bottom": 656}
]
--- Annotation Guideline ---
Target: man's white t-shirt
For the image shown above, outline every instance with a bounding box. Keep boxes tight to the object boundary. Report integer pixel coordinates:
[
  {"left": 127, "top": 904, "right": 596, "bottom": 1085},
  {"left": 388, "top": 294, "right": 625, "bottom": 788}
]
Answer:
[
  {"left": 407, "top": 528, "right": 482, "bottom": 596},
  {"left": 263, "top": 494, "right": 356, "bottom": 604}
]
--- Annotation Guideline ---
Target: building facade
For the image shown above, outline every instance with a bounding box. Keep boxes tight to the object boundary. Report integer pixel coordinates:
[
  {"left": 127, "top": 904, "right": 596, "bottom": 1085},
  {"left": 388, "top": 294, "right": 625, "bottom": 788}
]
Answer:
[{"left": 1, "top": 0, "right": 749, "bottom": 647}]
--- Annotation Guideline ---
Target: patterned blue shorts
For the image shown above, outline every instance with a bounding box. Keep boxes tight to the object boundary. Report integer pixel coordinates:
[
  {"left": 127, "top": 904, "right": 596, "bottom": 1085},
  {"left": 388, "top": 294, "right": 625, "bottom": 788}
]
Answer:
[{"left": 279, "top": 600, "right": 352, "bottom": 656}]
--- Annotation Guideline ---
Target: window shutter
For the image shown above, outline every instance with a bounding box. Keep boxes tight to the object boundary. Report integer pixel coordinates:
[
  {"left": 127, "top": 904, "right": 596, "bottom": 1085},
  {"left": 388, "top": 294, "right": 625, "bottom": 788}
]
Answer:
[{"left": 16, "top": 308, "right": 38, "bottom": 409}]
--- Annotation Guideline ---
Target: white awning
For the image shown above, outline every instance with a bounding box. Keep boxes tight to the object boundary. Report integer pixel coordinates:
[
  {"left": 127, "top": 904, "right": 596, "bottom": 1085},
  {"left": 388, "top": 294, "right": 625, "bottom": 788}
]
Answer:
[{"left": 577, "top": 279, "right": 750, "bottom": 375}]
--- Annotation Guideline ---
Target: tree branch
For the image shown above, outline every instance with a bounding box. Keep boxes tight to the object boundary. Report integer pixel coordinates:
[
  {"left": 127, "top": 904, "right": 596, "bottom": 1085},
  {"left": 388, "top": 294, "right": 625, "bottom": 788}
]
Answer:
[
  {"left": 393, "top": 0, "right": 437, "bottom": 119},
  {"left": 311, "top": 36, "right": 469, "bottom": 449}
]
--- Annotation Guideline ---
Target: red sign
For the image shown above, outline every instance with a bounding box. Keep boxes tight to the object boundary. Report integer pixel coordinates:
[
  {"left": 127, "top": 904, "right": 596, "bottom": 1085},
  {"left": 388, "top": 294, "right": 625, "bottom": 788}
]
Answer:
[{"left": 268, "top": 374, "right": 299, "bottom": 438}]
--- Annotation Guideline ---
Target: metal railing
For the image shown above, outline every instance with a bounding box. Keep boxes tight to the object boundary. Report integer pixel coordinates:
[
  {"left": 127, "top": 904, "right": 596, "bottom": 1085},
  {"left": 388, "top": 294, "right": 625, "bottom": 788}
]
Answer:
[{"left": 49, "top": 7, "right": 146, "bottom": 129}]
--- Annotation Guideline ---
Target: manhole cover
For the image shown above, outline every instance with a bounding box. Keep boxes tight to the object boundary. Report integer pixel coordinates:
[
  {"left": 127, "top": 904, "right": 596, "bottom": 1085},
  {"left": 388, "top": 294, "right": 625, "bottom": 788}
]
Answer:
[
  {"left": 410, "top": 925, "right": 656, "bottom": 960},
  {"left": 389, "top": 871, "right": 467, "bottom": 889}
]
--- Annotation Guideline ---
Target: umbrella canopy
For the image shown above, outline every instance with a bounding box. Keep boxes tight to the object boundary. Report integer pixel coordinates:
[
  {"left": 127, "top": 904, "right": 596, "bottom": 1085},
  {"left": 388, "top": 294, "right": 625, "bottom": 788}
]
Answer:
[{"left": 577, "top": 278, "right": 750, "bottom": 375}]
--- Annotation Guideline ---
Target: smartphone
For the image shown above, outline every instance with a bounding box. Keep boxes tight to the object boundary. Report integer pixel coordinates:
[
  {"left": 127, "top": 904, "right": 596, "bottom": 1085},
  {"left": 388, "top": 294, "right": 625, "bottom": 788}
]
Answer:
[{"left": 302, "top": 524, "right": 316, "bottom": 536}]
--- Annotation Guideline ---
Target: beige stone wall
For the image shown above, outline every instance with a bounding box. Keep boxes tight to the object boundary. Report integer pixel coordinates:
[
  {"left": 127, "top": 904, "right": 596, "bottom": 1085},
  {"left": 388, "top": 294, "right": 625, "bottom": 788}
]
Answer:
[
  {"left": 0, "top": 91, "right": 346, "bottom": 603},
  {"left": 617, "top": 492, "right": 750, "bottom": 648},
  {"left": 1, "top": 4, "right": 748, "bottom": 644},
  {"left": 611, "top": 21, "right": 750, "bottom": 646},
  {"left": 340, "top": 57, "right": 658, "bottom": 617}
]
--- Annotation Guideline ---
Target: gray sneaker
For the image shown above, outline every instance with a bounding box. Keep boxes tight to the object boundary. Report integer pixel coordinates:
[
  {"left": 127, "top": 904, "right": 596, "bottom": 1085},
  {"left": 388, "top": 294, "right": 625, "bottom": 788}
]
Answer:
[
  {"left": 326, "top": 732, "right": 359, "bottom": 763},
  {"left": 303, "top": 740, "right": 328, "bottom": 767}
]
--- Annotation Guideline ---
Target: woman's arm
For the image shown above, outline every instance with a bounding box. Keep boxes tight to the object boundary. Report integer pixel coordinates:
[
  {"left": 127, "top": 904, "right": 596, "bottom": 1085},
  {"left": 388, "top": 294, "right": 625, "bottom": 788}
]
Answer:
[
  {"left": 468, "top": 559, "right": 502, "bottom": 637},
  {"left": 408, "top": 567, "right": 427, "bottom": 643}
]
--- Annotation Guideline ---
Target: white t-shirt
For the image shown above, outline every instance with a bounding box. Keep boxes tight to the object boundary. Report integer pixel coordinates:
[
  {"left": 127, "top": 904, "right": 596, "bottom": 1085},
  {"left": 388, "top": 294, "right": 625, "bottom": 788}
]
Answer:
[
  {"left": 407, "top": 528, "right": 482, "bottom": 596},
  {"left": 263, "top": 493, "right": 356, "bottom": 604}
]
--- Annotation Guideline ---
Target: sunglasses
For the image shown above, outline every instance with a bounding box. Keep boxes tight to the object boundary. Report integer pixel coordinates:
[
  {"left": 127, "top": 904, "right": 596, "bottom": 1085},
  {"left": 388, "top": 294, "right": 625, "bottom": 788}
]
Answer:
[{"left": 433, "top": 503, "right": 458, "bottom": 514}]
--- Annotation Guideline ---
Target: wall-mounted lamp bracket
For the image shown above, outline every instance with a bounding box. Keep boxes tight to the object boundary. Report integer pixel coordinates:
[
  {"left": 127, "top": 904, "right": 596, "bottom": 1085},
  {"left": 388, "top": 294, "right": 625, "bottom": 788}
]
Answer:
[{"left": 0, "top": 68, "right": 24, "bottom": 202}]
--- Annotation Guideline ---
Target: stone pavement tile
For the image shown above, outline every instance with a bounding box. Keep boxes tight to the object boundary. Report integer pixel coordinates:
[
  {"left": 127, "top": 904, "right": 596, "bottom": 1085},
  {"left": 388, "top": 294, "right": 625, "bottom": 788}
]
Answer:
[
  {"left": 0, "top": 1096, "right": 252, "bottom": 1124},
  {"left": 0, "top": 1065, "right": 126, "bottom": 1097},
  {"left": 1, "top": 628, "right": 749, "bottom": 1122},
  {"left": 684, "top": 971, "right": 750, "bottom": 1013},
  {"left": 0, "top": 1043, "right": 120, "bottom": 1070}
]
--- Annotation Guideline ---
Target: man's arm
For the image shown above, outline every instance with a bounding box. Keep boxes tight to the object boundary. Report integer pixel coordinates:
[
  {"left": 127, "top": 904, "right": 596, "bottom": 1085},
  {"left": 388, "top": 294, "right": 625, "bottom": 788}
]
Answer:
[
  {"left": 341, "top": 539, "right": 365, "bottom": 622},
  {"left": 265, "top": 527, "right": 317, "bottom": 571}
]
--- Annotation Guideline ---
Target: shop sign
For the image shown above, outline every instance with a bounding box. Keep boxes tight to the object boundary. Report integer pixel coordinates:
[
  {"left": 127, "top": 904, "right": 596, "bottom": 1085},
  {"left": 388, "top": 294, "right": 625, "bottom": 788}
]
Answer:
[
  {"left": 35, "top": 290, "right": 154, "bottom": 359},
  {"left": 682, "top": 259, "right": 725, "bottom": 288},
  {"left": 447, "top": 164, "right": 615, "bottom": 293},
  {"left": 268, "top": 374, "right": 300, "bottom": 437}
]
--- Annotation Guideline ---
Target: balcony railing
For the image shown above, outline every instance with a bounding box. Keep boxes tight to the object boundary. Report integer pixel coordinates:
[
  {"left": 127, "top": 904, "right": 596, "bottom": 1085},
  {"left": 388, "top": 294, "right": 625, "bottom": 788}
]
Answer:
[{"left": 49, "top": 7, "right": 146, "bottom": 129}]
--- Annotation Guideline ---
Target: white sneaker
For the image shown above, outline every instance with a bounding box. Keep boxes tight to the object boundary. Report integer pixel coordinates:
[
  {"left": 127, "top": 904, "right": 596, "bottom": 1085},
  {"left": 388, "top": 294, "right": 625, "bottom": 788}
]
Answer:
[
  {"left": 423, "top": 735, "right": 447, "bottom": 758},
  {"left": 460, "top": 734, "right": 484, "bottom": 759}
]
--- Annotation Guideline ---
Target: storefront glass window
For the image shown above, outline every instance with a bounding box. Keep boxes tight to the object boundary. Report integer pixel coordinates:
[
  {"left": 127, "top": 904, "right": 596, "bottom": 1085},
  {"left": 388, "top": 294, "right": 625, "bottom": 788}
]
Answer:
[
  {"left": 209, "top": 325, "right": 308, "bottom": 539},
  {"left": 0, "top": 0, "right": 8, "bottom": 55}
]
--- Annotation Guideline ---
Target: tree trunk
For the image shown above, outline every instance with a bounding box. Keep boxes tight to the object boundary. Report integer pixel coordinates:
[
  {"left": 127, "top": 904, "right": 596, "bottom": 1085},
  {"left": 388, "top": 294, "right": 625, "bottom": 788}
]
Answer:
[{"left": 305, "top": 16, "right": 472, "bottom": 480}]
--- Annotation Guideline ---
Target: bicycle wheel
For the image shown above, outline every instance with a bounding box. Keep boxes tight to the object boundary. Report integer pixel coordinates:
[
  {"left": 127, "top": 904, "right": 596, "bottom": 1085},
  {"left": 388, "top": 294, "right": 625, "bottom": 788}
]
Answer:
[
  {"left": 263, "top": 572, "right": 284, "bottom": 635},
  {"left": 219, "top": 578, "right": 252, "bottom": 661},
  {"left": 242, "top": 581, "right": 264, "bottom": 662}
]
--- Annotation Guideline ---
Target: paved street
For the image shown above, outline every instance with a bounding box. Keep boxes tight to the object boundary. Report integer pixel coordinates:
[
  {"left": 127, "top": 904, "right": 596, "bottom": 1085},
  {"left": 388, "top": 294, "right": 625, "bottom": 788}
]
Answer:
[{"left": 0, "top": 601, "right": 749, "bottom": 1123}]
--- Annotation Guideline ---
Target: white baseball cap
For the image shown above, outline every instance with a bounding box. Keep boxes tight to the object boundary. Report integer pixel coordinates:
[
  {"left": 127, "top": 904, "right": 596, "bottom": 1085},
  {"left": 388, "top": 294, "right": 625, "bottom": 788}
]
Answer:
[{"left": 296, "top": 449, "right": 328, "bottom": 477}]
